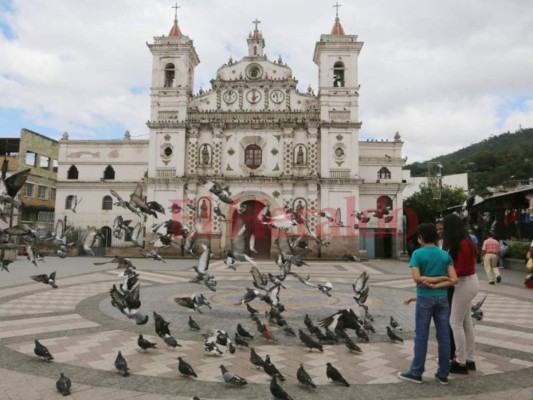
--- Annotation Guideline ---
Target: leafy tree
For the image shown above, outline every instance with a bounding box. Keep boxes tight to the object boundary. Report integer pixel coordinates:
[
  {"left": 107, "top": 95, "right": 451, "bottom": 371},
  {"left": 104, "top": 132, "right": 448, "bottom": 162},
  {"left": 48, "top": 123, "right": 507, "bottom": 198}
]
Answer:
[{"left": 404, "top": 183, "right": 468, "bottom": 224}]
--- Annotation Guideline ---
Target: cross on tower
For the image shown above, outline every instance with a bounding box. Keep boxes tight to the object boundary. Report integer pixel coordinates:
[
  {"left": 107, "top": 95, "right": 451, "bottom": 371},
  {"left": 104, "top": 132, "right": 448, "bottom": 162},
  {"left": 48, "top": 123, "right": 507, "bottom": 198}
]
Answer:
[
  {"left": 172, "top": 2, "right": 180, "bottom": 20},
  {"left": 333, "top": 2, "right": 341, "bottom": 17},
  {"left": 252, "top": 18, "right": 261, "bottom": 31}
]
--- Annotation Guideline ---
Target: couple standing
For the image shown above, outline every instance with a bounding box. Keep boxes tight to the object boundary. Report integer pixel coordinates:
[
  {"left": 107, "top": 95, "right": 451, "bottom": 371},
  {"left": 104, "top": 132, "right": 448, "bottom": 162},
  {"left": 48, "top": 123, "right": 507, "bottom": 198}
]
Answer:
[{"left": 399, "top": 214, "right": 479, "bottom": 384}]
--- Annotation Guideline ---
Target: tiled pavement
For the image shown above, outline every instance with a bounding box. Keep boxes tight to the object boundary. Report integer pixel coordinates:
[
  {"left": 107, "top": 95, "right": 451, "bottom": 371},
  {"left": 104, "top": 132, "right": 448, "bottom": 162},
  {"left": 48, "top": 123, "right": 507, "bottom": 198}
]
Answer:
[{"left": 0, "top": 257, "right": 532, "bottom": 400}]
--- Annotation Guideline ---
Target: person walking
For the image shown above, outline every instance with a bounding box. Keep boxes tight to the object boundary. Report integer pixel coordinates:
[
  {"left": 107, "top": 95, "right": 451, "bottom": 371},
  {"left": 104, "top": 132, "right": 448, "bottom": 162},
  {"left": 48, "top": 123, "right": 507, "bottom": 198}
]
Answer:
[
  {"left": 481, "top": 232, "right": 501, "bottom": 284},
  {"left": 443, "top": 214, "right": 479, "bottom": 375},
  {"left": 398, "top": 223, "right": 457, "bottom": 384}
]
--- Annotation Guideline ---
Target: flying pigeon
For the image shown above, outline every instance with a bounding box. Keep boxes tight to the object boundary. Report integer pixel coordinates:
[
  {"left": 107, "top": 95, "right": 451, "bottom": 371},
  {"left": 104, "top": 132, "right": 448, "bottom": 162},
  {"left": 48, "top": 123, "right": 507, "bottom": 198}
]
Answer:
[
  {"left": 296, "top": 363, "right": 317, "bottom": 388},
  {"left": 386, "top": 326, "right": 404, "bottom": 343},
  {"left": 326, "top": 362, "right": 350, "bottom": 387},
  {"left": 109, "top": 284, "right": 149, "bottom": 325},
  {"left": 1, "top": 160, "right": 31, "bottom": 198},
  {"left": 115, "top": 351, "right": 129, "bottom": 377},
  {"left": 177, "top": 357, "right": 197, "bottom": 378},
  {"left": 34, "top": 339, "right": 53, "bottom": 361},
  {"left": 141, "top": 248, "right": 165, "bottom": 263},
  {"left": 220, "top": 364, "right": 247, "bottom": 385},
  {"left": 137, "top": 334, "right": 157, "bottom": 351},
  {"left": 56, "top": 373, "right": 71, "bottom": 396},
  {"left": 174, "top": 293, "right": 211, "bottom": 314},
  {"left": 82, "top": 226, "right": 100, "bottom": 256},
  {"left": 270, "top": 376, "right": 294, "bottom": 400},
  {"left": 30, "top": 272, "right": 58, "bottom": 288},
  {"left": 209, "top": 182, "right": 234, "bottom": 204}
]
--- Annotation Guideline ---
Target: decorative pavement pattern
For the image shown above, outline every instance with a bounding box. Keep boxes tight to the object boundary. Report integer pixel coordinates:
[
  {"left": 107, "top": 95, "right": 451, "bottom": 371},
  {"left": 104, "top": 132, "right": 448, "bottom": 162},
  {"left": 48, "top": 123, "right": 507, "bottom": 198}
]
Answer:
[{"left": 0, "top": 258, "right": 532, "bottom": 400}]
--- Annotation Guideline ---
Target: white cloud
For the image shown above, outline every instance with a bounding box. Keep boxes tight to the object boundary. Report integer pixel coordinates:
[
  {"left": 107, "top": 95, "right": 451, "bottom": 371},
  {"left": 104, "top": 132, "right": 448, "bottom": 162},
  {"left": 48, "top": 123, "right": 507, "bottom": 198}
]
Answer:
[{"left": 0, "top": 0, "right": 532, "bottom": 162}]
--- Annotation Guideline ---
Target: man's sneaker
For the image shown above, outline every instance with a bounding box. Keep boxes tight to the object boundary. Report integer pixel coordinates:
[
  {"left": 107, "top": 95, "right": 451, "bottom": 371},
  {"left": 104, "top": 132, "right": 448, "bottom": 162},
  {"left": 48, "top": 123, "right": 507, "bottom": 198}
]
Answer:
[
  {"left": 397, "top": 370, "right": 422, "bottom": 384},
  {"left": 496, "top": 276, "right": 502, "bottom": 283},
  {"left": 434, "top": 374, "right": 449, "bottom": 385},
  {"left": 466, "top": 360, "right": 476, "bottom": 371},
  {"left": 450, "top": 361, "right": 469, "bottom": 374}
]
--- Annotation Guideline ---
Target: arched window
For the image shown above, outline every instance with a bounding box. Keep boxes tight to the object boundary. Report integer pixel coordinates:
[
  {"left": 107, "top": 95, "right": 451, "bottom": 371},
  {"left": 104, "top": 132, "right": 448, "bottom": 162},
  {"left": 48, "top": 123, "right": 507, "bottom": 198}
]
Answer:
[
  {"left": 378, "top": 167, "right": 391, "bottom": 180},
  {"left": 333, "top": 61, "right": 345, "bottom": 87},
  {"left": 103, "top": 165, "right": 115, "bottom": 180},
  {"left": 164, "top": 63, "right": 175, "bottom": 88},
  {"left": 245, "top": 144, "right": 262, "bottom": 169},
  {"left": 65, "top": 195, "right": 76, "bottom": 210},
  {"left": 67, "top": 165, "right": 78, "bottom": 180},
  {"left": 254, "top": 46, "right": 257, "bottom": 55},
  {"left": 102, "top": 195, "right": 113, "bottom": 210}
]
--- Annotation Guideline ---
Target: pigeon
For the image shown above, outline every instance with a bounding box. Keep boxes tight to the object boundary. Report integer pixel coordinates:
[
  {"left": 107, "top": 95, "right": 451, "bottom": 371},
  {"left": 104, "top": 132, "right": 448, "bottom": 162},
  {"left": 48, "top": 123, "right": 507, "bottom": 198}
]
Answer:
[
  {"left": 34, "top": 339, "right": 53, "bottom": 361},
  {"left": 114, "top": 351, "right": 129, "bottom": 377},
  {"left": 298, "top": 329, "right": 323, "bottom": 352},
  {"left": 141, "top": 249, "right": 165, "bottom": 263},
  {"left": 130, "top": 183, "right": 158, "bottom": 218},
  {"left": 234, "top": 333, "right": 249, "bottom": 347},
  {"left": 342, "top": 253, "right": 360, "bottom": 262},
  {"left": 56, "top": 373, "right": 71, "bottom": 396},
  {"left": 109, "top": 189, "right": 142, "bottom": 217},
  {"left": 153, "top": 311, "right": 181, "bottom": 348},
  {"left": 178, "top": 357, "right": 197, "bottom": 378},
  {"left": 363, "top": 318, "right": 376, "bottom": 334},
  {"left": 209, "top": 182, "right": 234, "bottom": 204},
  {"left": 352, "top": 271, "right": 369, "bottom": 295},
  {"left": 304, "top": 314, "right": 316, "bottom": 332},
  {"left": 174, "top": 293, "right": 211, "bottom": 314},
  {"left": 386, "top": 326, "right": 404, "bottom": 343},
  {"left": 1, "top": 161, "right": 31, "bottom": 198},
  {"left": 203, "top": 340, "right": 224, "bottom": 356},
  {"left": 25, "top": 243, "right": 38, "bottom": 267},
  {"left": 297, "top": 363, "right": 317, "bottom": 388},
  {"left": 263, "top": 355, "right": 285, "bottom": 381},
  {"left": 326, "top": 362, "right": 350, "bottom": 387},
  {"left": 137, "top": 334, "right": 157, "bottom": 351},
  {"left": 220, "top": 364, "right": 247, "bottom": 385},
  {"left": 94, "top": 255, "right": 133, "bottom": 268},
  {"left": 282, "top": 324, "right": 296, "bottom": 337},
  {"left": 188, "top": 316, "right": 201, "bottom": 331},
  {"left": 237, "top": 324, "right": 254, "bottom": 339},
  {"left": 390, "top": 316, "right": 402, "bottom": 331},
  {"left": 319, "top": 308, "right": 362, "bottom": 332},
  {"left": 344, "top": 336, "right": 362, "bottom": 353},
  {"left": 30, "top": 272, "right": 58, "bottom": 288},
  {"left": 250, "top": 347, "right": 264, "bottom": 368},
  {"left": 270, "top": 376, "right": 294, "bottom": 400},
  {"left": 353, "top": 286, "right": 370, "bottom": 305},
  {"left": 245, "top": 302, "right": 259, "bottom": 316},
  {"left": 471, "top": 294, "right": 487, "bottom": 320},
  {"left": 0, "top": 249, "right": 12, "bottom": 272},
  {"left": 109, "top": 284, "right": 149, "bottom": 325},
  {"left": 69, "top": 196, "right": 82, "bottom": 213}
]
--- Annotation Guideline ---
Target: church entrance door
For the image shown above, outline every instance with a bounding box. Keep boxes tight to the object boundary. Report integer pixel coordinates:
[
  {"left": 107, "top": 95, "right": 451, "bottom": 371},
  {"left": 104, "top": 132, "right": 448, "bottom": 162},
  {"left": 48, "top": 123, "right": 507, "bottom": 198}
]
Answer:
[{"left": 230, "top": 200, "right": 271, "bottom": 259}]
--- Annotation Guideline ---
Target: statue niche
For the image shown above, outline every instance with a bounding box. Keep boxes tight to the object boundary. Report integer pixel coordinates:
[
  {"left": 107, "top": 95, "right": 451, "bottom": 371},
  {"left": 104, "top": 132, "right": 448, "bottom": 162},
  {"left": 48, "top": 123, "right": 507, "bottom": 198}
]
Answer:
[
  {"left": 294, "top": 145, "right": 306, "bottom": 166},
  {"left": 200, "top": 144, "right": 212, "bottom": 167}
]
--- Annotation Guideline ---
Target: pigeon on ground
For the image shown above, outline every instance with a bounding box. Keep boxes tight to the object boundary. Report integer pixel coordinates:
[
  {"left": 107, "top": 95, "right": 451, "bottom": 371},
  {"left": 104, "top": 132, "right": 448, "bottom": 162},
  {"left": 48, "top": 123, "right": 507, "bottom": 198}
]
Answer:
[
  {"left": 114, "top": 351, "right": 129, "bottom": 377},
  {"left": 298, "top": 329, "right": 323, "bottom": 352},
  {"left": 234, "top": 333, "right": 249, "bottom": 347},
  {"left": 326, "top": 362, "right": 350, "bottom": 387},
  {"left": 56, "top": 373, "right": 71, "bottom": 396},
  {"left": 188, "top": 316, "right": 201, "bottom": 331},
  {"left": 296, "top": 363, "right": 317, "bottom": 388},
  {"left": 270, "top": 376, "right": 294, "bottom": 400},
  {"left": 471, "top": 294, "right": 487, "bottom": 320},
  {"left": 237, "top": 324, "right": 254, "bottom": 339},
  {"left": 263, "top": 355, "right": 285, "bottom": 381},
  {"left": 30, "top": 272, "right": 58, "bottom": 288},
  {"left": 178, "top": 357, "right": 197, "bottom": 378},
  {"left": 34, "top": 339, "right": 53, "bottom": 361},
  {"left": 344, "top": 336, "right": 363, "bottom": 353},
  {"left": 250, "top": 347, "right": 264, "bottom": 368},
  {"left": 282, "top": 324, "right": 296, "bottom": 337},
  {"left": 390, "top": 316, "right": 402, "bottom": 331},
  {"left": 304, "top": 314, "right": 316, "bottom": 332},
  {"left": 137, "top": 334, "right": 157, "bottom": 351},
  {"left": 203, "top": 340, "right": 224, "bottom": 356},
  {"left": 342, "top": 254, "right": 360, "bottom": 262},
  {"left": 220, "top": 364, "right": 247, "bottom": 385},
  {"left": 386, "top": 326, "right": 404, "bottom": 343},
  {"left": 246, "top": 302, "right": 259, "bottom": 316},
  {"left": 153, "top": 311, "right": 181, "bottom": 348}
]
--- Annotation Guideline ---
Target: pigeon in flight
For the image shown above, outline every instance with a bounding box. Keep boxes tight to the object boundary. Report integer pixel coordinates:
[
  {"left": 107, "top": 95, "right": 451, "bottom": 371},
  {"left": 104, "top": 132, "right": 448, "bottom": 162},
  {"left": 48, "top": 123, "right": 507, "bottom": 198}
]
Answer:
[
  {"left": 326, "top": 362, "right": 350, "bottom": 387},
  {"left": 141, "top": 249, "right": 165, "bottom": 263},
  {"left": 209, "top": 182, "right": 234, "bottom": 204},
  {"left": 296, "top": 363, "right": 317, "bottom": 388},
  {"left": 109, "top": 284, "right": 149, "bottom": 325},
  {"left": 174, "top": 293, "right": 211, "bottom": 314},
  {"left": 1, "top": 160, "right": 30, "bottom": 198},
  {"left": 178, "top": 357, "right": 197, "bottom": 378},
  {"left": 34, "top": 339, "right": 53, "bottom": 361},
  {"left": 82, "top": 226, "right": 101, "bottom": 256},
  {"left": 56, "top": 373, "right": 71, "bottom": 396},
  {"left": 137, "top": 334, "right": 157, "bottom": 351},
  {"left": 115, "top": 351, "right": 129, "bottom": 377},
  {"left": 30, "top": 272, "right": 58, "bottom": 288},
  {"left": 220, "top": 364, "right": 247, "bottom": 385},
  {"left": 386, "top": 326, "right": 404, "bottom": 343}
]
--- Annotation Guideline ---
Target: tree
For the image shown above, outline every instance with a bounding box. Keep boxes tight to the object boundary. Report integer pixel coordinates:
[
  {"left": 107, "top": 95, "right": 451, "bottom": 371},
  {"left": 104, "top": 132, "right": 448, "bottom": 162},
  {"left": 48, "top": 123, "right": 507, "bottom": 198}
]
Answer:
[{"left": 404, "top": 183, "right": 468, "bottom": 225}]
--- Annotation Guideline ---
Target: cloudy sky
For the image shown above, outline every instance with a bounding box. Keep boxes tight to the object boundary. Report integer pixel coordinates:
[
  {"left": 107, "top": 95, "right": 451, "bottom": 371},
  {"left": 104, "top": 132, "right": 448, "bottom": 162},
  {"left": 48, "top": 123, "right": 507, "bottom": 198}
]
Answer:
[{"left": 1, "top": 0, "right": 532, "bottom": 162}]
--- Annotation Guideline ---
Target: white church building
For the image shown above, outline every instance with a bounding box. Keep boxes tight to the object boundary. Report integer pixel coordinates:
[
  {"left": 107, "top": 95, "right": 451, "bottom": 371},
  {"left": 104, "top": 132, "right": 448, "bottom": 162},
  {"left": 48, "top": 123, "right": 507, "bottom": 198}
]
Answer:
[{"left": 55, "top": 11, "right": 407, "bottom": 259}]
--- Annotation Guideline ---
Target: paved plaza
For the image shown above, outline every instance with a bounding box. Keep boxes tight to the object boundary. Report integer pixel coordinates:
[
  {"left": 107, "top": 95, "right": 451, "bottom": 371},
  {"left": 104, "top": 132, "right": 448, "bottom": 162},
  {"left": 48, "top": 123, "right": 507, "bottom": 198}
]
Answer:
[{"left": 0, "top": 255, "right": 532, "bottom": 400}]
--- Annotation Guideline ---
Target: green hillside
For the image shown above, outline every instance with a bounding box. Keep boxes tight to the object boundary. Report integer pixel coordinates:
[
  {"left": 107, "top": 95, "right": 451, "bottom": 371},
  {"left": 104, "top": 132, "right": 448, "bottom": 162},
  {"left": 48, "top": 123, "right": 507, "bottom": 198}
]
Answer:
[{"left": 405, "top": 128, "right": 533, "bottom": 194}]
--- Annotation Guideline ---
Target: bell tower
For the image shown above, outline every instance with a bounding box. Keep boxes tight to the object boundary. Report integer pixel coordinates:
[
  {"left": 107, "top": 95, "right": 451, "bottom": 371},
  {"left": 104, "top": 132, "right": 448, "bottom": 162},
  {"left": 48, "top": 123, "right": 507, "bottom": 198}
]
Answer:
[
  {"left": 147, "top": 5, "right": 200, "bottom": 176},
  {"left": 247, "top": 19, "right": 265, "bottom": 57}
]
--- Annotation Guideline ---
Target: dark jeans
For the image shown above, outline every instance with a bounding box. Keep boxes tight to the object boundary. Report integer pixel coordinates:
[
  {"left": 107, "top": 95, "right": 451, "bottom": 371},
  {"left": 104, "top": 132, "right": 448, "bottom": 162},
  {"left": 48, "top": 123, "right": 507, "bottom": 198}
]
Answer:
[
  {"left": 447, "top": 286, "right": 456, "bottom": 360},
  {"left": 410, "top": 295, "right": 451, "bottom": 377}
]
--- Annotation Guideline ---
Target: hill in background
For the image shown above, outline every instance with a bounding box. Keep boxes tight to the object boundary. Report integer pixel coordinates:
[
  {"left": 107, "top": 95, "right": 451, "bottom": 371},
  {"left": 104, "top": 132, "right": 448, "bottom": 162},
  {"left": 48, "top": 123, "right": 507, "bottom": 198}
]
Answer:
[{"left": 405, "top": 128, "right": 533, "bottom": 194}]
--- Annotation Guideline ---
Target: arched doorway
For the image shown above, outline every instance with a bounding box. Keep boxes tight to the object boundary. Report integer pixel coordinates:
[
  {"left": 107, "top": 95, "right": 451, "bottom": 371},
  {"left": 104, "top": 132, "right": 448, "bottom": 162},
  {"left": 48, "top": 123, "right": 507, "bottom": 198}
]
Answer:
[
  {"left": 230, "top": 200, "right": 271, "bottom": 258},
  {"left": 100, "top": 226, "right": 112, "bottom": 247}
]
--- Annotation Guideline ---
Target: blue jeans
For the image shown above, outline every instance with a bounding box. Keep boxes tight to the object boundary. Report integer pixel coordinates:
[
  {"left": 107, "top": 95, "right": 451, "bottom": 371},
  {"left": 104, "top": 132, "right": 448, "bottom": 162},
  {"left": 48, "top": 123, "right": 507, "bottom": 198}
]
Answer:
[{"left": 410, "top": 295, "right": 451, "bottom": 377}]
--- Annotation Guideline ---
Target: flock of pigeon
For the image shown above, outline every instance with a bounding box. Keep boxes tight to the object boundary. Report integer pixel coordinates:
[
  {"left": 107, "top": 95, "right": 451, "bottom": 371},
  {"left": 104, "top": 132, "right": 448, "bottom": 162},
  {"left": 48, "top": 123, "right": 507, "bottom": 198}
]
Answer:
[{"left": 1, "top": 168, "right": 489, "bottom": 398}]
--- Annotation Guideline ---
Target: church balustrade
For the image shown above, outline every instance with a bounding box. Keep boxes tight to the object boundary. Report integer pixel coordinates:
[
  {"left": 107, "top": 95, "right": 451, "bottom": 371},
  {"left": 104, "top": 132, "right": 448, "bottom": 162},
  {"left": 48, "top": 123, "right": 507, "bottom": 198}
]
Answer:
[
  {"left": 330, "top": 170, "right": 350, "bottom": 178},
  {"left": 156, "top": 168, "right": 177, "bottom": 178}
]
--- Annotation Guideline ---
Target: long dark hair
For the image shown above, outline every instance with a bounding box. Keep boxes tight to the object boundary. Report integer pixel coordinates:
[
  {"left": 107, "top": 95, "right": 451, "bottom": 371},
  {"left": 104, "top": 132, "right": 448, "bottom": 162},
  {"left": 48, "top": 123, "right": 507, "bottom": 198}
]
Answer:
[{"left": 442, "top": 213, "right": 469, "bottom": 259}]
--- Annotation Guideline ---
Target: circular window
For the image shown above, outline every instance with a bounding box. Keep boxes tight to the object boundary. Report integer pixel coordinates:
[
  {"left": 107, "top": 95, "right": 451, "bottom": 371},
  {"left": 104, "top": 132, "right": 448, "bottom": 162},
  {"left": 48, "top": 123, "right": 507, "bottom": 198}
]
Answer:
[
  {"left": 164, "top": 147, "right": 173, "bottom": 157},
  {"left": 246, "top": 63, "right": 263, "bottom": 80},
  {"left": 335, "top": 147, "right": 344, "bottom": 158}
]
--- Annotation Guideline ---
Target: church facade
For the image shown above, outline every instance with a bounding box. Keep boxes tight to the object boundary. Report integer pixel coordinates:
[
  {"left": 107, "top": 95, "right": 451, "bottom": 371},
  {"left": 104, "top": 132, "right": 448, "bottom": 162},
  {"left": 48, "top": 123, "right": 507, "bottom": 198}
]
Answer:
[{"left": 55, "top": 13, "right": 407, "bottom": 259}]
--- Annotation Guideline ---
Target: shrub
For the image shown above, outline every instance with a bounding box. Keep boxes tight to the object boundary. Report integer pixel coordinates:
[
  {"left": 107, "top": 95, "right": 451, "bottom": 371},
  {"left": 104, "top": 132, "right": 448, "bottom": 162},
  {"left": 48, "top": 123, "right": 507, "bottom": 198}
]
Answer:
[{"left": 507, "top": 241, "right": 531, "bottom": 260}]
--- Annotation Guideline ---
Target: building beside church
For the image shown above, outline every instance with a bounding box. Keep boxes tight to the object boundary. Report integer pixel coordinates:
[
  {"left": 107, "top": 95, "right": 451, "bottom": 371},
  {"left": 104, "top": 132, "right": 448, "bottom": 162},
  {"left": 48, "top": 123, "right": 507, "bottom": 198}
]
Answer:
[{"left": 55, "top": 11, "right": 407, "bottom": 259}]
